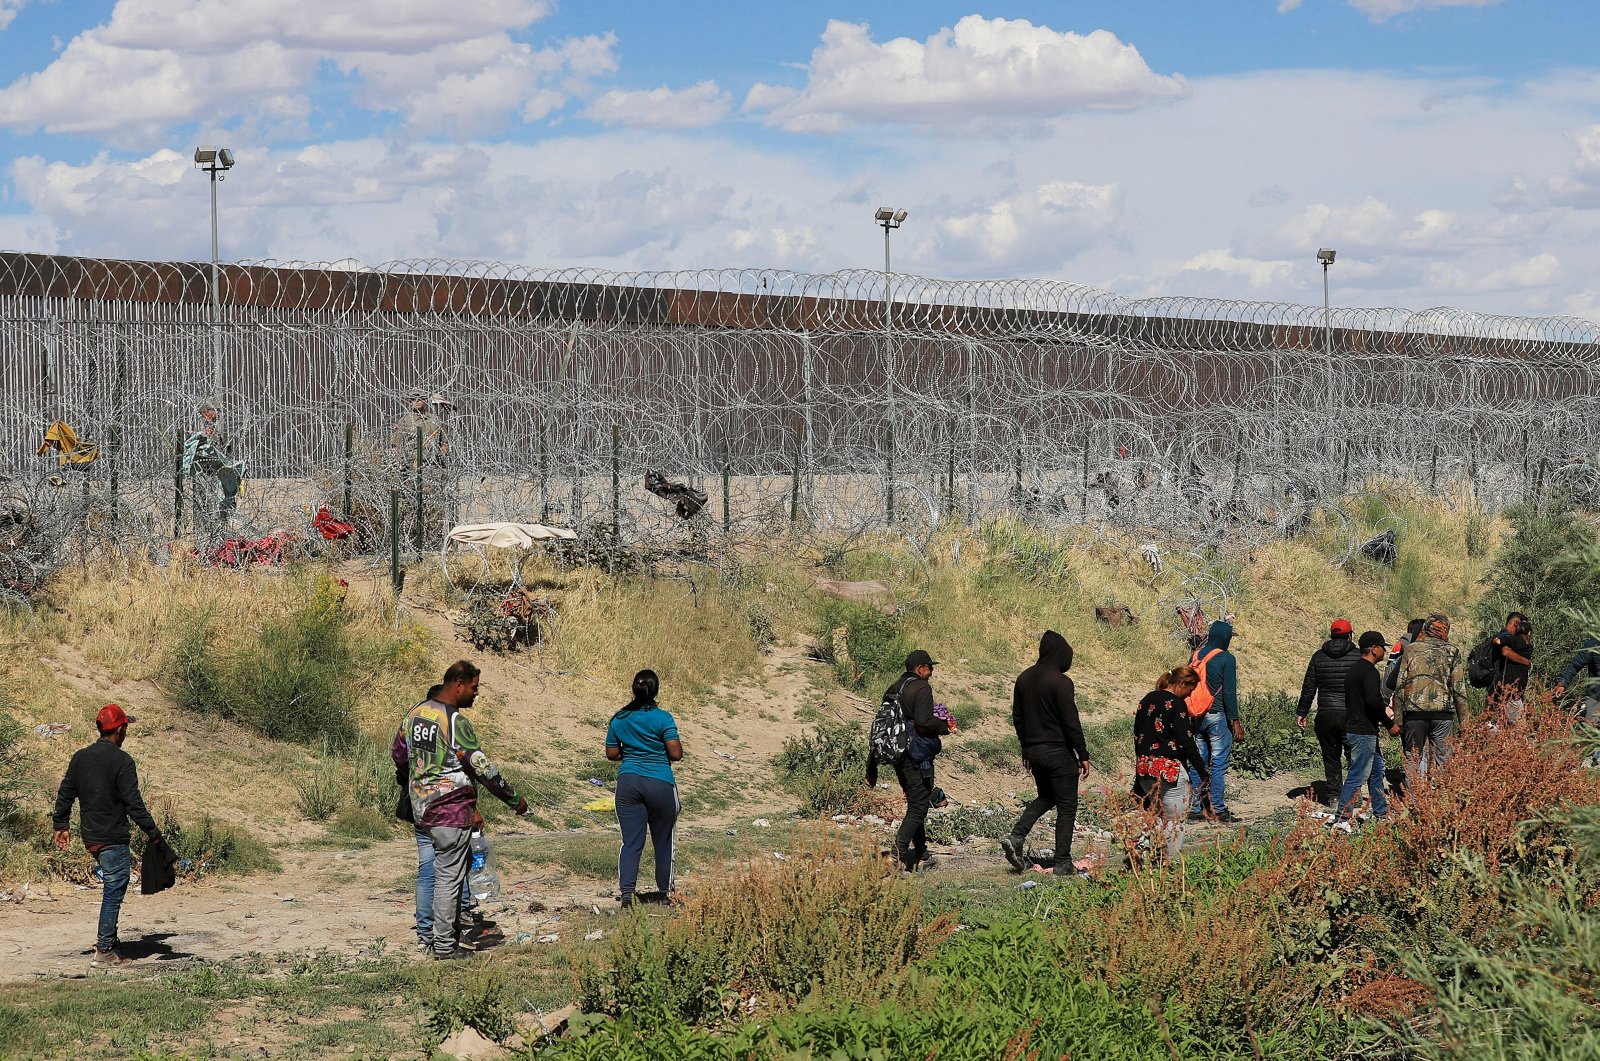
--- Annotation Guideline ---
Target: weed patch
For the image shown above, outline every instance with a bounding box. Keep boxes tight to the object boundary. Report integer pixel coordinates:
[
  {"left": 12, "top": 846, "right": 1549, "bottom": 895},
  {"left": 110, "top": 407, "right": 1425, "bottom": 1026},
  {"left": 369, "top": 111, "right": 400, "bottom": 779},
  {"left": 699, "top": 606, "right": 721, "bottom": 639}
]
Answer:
[
  {"left": 167, "top": 569, "right": 424, "bottom": 747},
  {"left": 773, "top": 721, "right": 873, "bottom": 817},
  {"left": 574, "top": 831, "right": 953, "bottom": 1024}
]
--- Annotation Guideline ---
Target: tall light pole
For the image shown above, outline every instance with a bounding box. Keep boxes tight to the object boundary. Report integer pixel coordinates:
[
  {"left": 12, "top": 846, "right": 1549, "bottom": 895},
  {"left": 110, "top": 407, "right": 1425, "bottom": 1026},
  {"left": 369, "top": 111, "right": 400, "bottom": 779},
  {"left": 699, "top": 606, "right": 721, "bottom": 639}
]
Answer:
[
  {"left": 1317, "top": 247, "right": 1336, "bottom": 362},
  {"left": 195, "top": 146, "right": 236, "bottom": 390},
  {"left": 874, "top": 206, "right": 907, "bottom": 525}
]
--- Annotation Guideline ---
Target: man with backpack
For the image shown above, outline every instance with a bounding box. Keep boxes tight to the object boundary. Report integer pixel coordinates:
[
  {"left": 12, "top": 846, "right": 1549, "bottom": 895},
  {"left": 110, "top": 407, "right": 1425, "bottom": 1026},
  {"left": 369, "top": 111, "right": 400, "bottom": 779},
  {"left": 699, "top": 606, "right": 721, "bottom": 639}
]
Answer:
[
  {"left": 1187, "top": 620, "right": 1244, "bottom": 824},
  {"left": 867, "top": 650, "right": 949, "bottom": 872},
  {"left": 1491, "top": 613, "right": 1534, "bottom": 723},
  {"left": 1395, "top": 613, "right": 1467, "bottom": 776},
  {"left": 1296, "top": 618, "right": 1361, "bottom": 806},
  {"left": 1000, "top": 631, "right": 1090, "bottom": 873}
]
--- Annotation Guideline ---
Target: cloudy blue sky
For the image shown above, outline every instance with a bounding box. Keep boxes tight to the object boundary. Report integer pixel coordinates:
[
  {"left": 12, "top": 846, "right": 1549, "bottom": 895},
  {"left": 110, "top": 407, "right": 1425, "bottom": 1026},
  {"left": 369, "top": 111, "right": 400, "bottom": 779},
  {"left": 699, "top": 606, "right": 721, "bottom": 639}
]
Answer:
[{"left": 2, "top": 0, "right": 1599, "bottom": 317}]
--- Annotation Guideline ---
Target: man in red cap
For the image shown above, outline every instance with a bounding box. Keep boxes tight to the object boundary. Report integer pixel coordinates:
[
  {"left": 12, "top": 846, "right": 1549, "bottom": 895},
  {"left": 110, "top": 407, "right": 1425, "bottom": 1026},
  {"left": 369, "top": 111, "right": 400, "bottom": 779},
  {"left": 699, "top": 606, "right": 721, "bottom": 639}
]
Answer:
[
  {"left": 52, "top": 704, "right": 162, "bottom": 968},
  {"left": 1296, "top": 619, "right": 1361, "bottom": 807}
]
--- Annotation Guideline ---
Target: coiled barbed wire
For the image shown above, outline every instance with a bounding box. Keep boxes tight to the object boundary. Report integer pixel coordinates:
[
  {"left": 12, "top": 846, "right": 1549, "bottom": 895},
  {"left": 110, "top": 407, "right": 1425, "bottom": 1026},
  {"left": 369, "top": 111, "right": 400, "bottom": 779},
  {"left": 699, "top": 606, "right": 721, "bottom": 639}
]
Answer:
[{"left": 1, "top": 252, "right": 1597, "bottom": 608}]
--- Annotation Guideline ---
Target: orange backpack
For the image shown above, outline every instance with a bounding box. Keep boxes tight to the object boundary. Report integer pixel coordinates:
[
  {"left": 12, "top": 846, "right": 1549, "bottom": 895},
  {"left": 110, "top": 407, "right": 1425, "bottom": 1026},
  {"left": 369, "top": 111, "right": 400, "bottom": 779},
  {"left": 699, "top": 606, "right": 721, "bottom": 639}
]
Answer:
[{"left": 1186, "top": 648, "right": 1223, "bottom": 718}]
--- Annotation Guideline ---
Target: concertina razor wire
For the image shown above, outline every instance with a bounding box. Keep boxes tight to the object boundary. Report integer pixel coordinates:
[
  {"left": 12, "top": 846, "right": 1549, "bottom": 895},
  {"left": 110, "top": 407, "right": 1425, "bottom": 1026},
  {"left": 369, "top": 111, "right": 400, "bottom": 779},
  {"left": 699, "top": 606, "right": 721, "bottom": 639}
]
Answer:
[{"left": 2, "top": 251, "right": 1599, "bottom": 606}]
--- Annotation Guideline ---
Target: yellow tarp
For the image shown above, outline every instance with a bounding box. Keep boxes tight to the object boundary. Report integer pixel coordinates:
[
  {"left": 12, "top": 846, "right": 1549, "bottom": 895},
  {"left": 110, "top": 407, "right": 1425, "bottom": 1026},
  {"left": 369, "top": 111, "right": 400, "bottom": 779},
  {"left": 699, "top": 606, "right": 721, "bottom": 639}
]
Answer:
[{"left": 36, "top": 421, "right": 99, "bottom": 465}]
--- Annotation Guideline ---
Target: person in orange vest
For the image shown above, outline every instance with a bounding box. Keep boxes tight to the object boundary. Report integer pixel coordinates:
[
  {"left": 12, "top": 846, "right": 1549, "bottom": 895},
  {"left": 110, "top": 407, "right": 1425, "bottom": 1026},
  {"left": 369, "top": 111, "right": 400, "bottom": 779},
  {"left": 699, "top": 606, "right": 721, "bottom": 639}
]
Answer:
[{"left": 1186, "top": 620, "right": 1245, "bottom": 823}]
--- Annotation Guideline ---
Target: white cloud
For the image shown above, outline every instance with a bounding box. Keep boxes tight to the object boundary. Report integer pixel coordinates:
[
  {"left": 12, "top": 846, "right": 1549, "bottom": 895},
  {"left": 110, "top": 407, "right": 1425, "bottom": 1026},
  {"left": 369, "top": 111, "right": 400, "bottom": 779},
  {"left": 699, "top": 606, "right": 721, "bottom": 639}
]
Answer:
[
  {"left": 924, "top": 181, "right": 1125, "bottom": 274},
  {"left": 0, "top": 0, "right": 27, "bottom": 31},
  {"left": 0, "top": 0, "right": 596, "bottom": 141},
  {"left": 745, "top": 15, "right": 1187, "bottom": 133},
  {"left": 584, "top": 81, "right": 731, "bottom": 129},
  {"left": 1348, "top": 0, "right": 1502, "bottom": 22},
  {"left": 1276, "top": 0, "right": 1304, "bottom": 12}
]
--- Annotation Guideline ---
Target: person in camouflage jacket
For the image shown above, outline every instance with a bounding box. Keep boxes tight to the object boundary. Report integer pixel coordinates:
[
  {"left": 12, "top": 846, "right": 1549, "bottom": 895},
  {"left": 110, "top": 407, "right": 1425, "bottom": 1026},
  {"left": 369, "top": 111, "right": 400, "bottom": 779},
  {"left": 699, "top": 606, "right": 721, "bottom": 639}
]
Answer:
[{"left": 1394, "top": 613, "right": 1467, "bottom": 777}]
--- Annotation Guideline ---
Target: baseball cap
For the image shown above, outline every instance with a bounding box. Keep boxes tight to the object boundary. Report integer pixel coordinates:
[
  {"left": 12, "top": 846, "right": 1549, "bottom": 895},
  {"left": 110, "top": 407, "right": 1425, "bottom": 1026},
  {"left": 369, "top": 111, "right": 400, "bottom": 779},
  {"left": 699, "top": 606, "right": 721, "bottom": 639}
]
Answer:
[
  {"left": 1329, "top": 618, "right": 1353, "bottom": 636},
  {"left": 96, "top": 704, "right": 136, "bottom": 732},
  {"left": 905, "top": 649, "right": 937, "bottom": 671},
  {"left": 1358, "top": 631, "right": 1387, "bottom": 652}
]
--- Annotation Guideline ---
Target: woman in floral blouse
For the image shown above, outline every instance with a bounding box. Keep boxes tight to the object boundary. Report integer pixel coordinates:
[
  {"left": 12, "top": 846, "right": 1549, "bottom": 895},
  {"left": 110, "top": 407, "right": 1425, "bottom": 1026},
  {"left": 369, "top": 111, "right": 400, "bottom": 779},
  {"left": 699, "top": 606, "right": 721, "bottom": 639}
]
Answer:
[{"left": 1133, "top": 665, "right": 1208, "bottom": 859}]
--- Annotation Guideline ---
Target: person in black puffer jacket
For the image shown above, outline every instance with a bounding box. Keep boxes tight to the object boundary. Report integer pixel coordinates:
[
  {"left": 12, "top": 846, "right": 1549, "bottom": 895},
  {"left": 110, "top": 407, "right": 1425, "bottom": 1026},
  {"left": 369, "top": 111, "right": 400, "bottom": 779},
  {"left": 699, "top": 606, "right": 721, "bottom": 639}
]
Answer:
[{"left": 1297, "top": 619, "right": 1361, "bottom": 806}]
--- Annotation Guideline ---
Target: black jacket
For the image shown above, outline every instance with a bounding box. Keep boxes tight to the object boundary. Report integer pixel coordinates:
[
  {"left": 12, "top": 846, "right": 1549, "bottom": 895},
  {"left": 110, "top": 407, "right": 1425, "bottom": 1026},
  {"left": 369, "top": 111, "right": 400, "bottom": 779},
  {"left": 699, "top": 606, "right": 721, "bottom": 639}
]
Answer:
[
  {"left": 52, "top": 737, "right": 159, "bottom": 846},
  {"left": 891, "top": 672, "right": 945, "bottom": 738},
  {"left": 1297, "top": 637, "right": 1360, "bottom": 718},
  {"left": 1012, "top": 631, "right": 1089, "bottom": 762},
  {"left": 1344, "top": 657, "right": 1396, "bottom": 736},
  {"left": 1561, "top": 637, "right": 1600, "bottom": 692}
]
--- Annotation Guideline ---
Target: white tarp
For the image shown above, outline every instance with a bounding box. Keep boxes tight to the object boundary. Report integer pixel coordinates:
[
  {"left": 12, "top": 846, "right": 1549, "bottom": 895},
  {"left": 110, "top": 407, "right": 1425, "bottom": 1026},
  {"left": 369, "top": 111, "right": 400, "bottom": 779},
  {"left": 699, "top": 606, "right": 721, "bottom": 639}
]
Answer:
[{"left": 446, "top": 522, "right": 577, "bottom": 549}]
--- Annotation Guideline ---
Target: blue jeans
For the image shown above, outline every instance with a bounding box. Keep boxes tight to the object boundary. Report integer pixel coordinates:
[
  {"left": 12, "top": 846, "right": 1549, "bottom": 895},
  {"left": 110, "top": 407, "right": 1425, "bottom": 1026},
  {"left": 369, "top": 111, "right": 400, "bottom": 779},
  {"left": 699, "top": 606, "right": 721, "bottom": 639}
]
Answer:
[
  {"left": 415, "top": 825, "right": 471, "bottom": 943},
  {"left": 95, "top": 845, "right": 132, "bottom": 953},
  {"left": 1337, "top": 734, "right": 1388, "bottom": 820},
  {"left": 1187, "top": 712, "right": 1233, "bottom": 814}
]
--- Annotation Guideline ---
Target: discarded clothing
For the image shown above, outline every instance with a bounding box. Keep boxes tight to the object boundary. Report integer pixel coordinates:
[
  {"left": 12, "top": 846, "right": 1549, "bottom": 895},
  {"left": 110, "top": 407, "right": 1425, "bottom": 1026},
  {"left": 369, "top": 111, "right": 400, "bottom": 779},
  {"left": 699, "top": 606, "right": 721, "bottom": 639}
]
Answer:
[
  {"left": 313, "top": 505, "right": 356, "bottom": 541},
  {"left": 644, "top": 470, "right": 708, "bottom": 519}
]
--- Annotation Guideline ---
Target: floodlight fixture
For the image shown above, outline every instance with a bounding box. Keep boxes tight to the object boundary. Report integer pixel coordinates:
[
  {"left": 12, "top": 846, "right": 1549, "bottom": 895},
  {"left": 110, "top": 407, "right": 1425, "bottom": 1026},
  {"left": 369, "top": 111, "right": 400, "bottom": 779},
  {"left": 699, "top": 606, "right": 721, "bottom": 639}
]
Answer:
[
  {"left": 194, "top": 145, "right": 238, "bottom": 388},
  {"left": 1317, "top": 248, "right": 1336, "bottom": 264}
]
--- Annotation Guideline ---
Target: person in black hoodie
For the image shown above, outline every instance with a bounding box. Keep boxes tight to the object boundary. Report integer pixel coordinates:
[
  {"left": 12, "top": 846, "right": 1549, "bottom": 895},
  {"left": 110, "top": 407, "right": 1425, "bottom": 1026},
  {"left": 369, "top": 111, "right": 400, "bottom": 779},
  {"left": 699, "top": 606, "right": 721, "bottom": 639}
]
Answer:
[
  {"left": 1334, "top": 631, "right": 1399, "bottom": 828},
  {"left": 1296, "top": 618, "right": 1360, "bottom": 806},
  {"left": 52, "top": 704, "right": 163, "bottom": 968},
  {"left": 885, "top": 650, "right": 948, "bottom": 871},
  {"left": 1000, "top": 631, "right": 1091, "bottom": 873}
]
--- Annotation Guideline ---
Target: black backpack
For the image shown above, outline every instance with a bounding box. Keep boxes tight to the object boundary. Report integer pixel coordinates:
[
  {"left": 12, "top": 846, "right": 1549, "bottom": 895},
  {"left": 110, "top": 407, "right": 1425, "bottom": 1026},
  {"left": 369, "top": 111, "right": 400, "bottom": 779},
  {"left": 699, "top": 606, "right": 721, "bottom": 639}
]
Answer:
[
  {"left": 869, "top": 677, "right": 914, "bottom": 762},
  {"left": 1466, "top": 637, "right": 1497, "bottom": 689}
]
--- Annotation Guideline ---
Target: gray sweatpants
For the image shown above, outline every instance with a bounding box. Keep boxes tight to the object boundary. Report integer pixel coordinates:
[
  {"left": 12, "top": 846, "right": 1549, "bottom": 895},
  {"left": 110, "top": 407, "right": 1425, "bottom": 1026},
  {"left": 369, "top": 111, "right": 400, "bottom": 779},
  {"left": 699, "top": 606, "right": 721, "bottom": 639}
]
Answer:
[{"left": 427, "top": 825, "right": 471, "bottom": 955}]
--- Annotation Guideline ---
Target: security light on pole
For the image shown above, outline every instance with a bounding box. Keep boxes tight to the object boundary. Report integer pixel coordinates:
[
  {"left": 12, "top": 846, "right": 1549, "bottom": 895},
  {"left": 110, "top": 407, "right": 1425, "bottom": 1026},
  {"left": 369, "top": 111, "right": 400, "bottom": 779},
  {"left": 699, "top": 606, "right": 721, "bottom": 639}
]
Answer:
[
  {"left": 195, "top": 146, "right": 236, "bottom": 390},
  {"left": 1318, "top": 248, "right": 1337, "bottom": 361}
]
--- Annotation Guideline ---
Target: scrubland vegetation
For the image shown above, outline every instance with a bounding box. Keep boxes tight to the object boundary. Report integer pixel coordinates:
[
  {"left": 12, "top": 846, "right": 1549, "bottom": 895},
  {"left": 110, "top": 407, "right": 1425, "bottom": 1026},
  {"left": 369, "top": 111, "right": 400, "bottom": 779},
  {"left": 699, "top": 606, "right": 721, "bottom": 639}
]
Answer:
[{"left": 0, "top": 484, "right": 1597, "bottom": 1058}]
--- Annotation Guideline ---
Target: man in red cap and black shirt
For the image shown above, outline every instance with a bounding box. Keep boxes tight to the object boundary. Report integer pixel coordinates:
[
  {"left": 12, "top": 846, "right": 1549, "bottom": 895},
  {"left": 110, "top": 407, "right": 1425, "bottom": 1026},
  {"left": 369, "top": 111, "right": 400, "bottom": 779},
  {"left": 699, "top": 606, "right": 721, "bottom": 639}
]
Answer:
[
  {"left": 1296, "top": 619, "right": 1361, "bottom": 807},
  {"left": 52, "top": 704, "right": 162, "bottom": 967}
]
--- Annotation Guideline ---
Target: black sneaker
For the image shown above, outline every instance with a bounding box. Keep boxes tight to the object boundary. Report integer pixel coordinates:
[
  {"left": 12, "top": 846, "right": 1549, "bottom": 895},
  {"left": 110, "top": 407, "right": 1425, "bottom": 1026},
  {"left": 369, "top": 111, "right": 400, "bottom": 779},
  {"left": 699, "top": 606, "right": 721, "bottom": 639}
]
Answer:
[
  {"left": 431, "top": 948, "right": 470, "bottom": 961},
  {"left": 618, "top": 894, "right": 640, "bottom": 908},
  {"left": 1213, "top": 810, "right": 1243, "bottom": 824},
  {"left": 999, "top": 835, "right": 1028, "bottom": 872},
  {"left": 1186, "top": 811, "right": 1206, "bottom": 823}
]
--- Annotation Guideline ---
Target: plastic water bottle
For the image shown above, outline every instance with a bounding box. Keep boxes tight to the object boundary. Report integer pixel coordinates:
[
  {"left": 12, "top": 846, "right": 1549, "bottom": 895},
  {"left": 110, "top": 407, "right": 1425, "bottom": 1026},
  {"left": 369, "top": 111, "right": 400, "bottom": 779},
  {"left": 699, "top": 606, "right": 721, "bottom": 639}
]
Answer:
[{"left": 467, "top": 830, "right": 500, "bottom": 902}]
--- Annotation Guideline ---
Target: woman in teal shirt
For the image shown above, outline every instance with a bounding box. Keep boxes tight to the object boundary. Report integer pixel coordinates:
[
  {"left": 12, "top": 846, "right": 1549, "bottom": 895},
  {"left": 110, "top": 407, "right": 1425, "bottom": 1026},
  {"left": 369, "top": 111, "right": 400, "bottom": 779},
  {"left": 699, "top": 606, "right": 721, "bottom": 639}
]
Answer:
[{"left": 604, "top": 669, "right": 683, "bottom": 906}]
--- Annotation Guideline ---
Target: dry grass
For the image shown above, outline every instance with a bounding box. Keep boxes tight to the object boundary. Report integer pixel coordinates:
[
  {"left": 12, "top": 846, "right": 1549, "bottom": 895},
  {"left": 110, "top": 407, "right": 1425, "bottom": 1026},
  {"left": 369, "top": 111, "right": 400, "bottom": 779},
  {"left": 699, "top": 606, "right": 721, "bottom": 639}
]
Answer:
[{"left": 38, "top": 558, "right": 431, "bottom": 737}]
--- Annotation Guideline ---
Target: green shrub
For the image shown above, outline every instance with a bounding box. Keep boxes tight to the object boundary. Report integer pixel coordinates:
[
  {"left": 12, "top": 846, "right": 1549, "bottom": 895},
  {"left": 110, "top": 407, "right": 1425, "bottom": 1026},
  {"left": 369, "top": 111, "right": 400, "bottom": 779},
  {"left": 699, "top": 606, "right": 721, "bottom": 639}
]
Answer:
[
  {"left": 774, "top": 721, "right": 870, "bottom": 817},
  {"left": 135, "top": 806, "right": 279, "bottom": 878},
  {"left": 424, "top": 963, "right": 518, "bottom": 1043},
  {"left": 1232, "top": 692, "right": 1320, "bottom": 779},
  {"left": 1081, "top": 714, "right": 1133, "bottom": 769},
  {"left": 167, "top": 569, "right": 417, "bottom": 747},
  {"left": 1473, "top": 500, "right": 1600, "bottom": 683},
  {"left": 331, "top": 805, "right": 393, "bottom": 841},
  {"left": 294, "top": 754, "right": 342, "bottom": 821},
  {"left": 813, "top": 601, "right": 908, "bottom": 695},
  {"left": 925, "top": 805, "right": 1014, "bottom": 844},
  {"left": 574, "top": 834, "right": 951, "bottom": 1025}
]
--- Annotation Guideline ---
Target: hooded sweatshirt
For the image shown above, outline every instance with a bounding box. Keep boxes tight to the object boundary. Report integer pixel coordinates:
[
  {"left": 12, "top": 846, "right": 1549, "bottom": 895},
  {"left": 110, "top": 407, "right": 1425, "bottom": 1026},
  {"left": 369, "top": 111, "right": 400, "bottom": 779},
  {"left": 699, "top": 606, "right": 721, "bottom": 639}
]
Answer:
[
  {"left": 1297, "top": 636, "right": 1360, "bottom": 719},
  {"left": 1193, "top": 621, "right": 1240, "bottom": 723},
  {"left": 1012, "top": 631, "right": 1089, "bottom": 762}
]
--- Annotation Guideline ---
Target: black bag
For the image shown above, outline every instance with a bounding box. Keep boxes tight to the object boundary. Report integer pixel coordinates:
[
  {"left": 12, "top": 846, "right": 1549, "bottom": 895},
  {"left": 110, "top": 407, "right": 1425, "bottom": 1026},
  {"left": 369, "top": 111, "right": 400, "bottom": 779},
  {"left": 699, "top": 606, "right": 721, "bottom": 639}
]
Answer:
[
  {"left": 140, "top": 835, "right": 179, "bottom": 896},
  {"left": 394, "top": 761, "right": 415, "bottom": 823},
  {"left": 868, "top": 678, "right": 914, "bottom": 763},
  {"left": 1466, "top": 638, "right": 1496, "bottom": 689}
]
